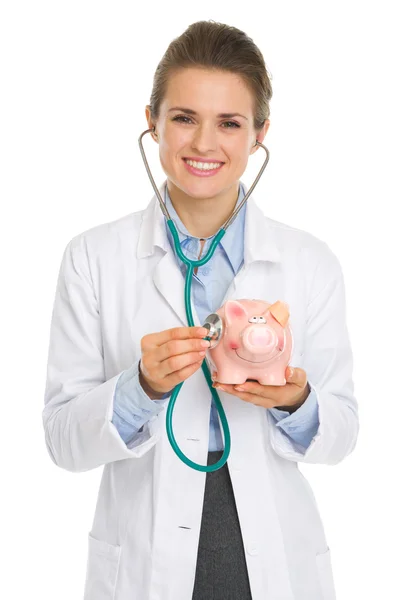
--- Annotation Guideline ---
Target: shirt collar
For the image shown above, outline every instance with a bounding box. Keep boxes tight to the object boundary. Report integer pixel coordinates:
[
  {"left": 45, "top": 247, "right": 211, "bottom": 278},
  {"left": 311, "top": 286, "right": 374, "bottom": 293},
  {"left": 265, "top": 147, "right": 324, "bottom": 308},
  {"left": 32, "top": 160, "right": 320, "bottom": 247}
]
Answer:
[{"left": 164, "top": 183, "right": 246, "bottom": 274}]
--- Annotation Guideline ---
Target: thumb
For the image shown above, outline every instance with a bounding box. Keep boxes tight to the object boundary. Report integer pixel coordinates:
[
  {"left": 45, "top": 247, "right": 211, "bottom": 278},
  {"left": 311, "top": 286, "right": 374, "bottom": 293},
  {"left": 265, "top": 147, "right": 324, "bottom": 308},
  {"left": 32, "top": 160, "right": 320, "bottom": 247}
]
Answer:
[
  {"left": 286, "top": 366, "right": 308, "bottom": 388},
  {"left": 286, "top": 366, "right": 295, "bottom": 380}
]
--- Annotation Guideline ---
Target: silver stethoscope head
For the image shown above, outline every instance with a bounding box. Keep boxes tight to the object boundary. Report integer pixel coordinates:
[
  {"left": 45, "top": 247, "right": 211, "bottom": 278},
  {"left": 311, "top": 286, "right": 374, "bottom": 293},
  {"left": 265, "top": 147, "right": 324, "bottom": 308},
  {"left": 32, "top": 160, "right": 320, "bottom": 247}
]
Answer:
[
  {"left": 138, "top": 126, "right": 270, "bottom": 232},
  {"left": 202, "top": 313, "right": 223, "bottom": 349}
]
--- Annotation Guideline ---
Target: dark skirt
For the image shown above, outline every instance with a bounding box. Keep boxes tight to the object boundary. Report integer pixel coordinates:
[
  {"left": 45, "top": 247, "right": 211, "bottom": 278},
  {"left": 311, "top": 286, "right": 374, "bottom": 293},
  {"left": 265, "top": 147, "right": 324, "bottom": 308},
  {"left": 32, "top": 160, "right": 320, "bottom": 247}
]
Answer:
[{"left": 192, "top": 450, "right": 253, "bottom": 599}]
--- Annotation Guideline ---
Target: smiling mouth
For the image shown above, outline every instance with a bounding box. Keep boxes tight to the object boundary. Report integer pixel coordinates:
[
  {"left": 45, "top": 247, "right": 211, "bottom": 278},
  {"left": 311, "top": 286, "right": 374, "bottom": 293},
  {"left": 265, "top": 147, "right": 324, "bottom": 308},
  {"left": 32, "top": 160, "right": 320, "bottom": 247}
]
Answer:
[{"left": 183, "top": 158, "right": 225, "bottom": 170}]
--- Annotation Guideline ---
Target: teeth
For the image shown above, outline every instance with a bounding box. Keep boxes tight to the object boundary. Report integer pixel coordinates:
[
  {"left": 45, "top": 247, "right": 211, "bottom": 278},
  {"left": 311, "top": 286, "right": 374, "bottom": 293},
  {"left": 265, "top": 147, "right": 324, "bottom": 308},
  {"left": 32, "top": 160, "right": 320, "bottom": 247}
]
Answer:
[{"left": 185, "top": 159, "right": 222, "bottom": 170}]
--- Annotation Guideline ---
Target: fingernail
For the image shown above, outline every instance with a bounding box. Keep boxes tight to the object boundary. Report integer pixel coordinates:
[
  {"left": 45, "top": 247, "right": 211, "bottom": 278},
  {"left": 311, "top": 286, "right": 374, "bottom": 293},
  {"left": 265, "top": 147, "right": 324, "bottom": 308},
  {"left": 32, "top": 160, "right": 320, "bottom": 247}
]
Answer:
[{"left": 234, "top": 386, "right": 245, "bottom": 391}]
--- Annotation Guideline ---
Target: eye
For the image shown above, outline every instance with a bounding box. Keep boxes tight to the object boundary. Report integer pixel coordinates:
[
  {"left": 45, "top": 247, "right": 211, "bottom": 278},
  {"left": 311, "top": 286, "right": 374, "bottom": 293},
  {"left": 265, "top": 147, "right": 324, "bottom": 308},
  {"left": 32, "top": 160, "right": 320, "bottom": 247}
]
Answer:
[
  {"left": 172, "top": 115, "right": 240, "bottom": 128},
  {"left": 221, "top": 121, "right": 240, "bottom": 128},
  {"left": 172, "top": 115, "right": 193, "bottom": 124}
]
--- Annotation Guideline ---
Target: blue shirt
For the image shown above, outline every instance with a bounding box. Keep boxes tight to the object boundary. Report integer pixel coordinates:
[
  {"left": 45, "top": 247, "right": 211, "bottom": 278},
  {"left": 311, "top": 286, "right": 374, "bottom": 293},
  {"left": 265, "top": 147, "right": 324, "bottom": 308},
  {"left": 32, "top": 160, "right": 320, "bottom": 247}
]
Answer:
[{"left": 112, "top": 182, "right": 319, "bottom": 449}]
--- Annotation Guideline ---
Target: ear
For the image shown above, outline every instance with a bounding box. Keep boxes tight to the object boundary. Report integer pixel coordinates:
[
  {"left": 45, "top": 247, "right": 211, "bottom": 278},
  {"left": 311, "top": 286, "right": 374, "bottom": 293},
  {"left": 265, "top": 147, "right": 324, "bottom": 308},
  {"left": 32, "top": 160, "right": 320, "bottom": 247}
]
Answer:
[
  {"left": 250, "top": 119, "right": 270, "bottom": 155},
  {"left": 266, "top": 300, "right": 290, "bottom": 328},
  {"left": 145, "top": 105, "right": 158, "bottom": 142},
  {"left": 224, "top": 300, "right": 247, "bottom": 326}
]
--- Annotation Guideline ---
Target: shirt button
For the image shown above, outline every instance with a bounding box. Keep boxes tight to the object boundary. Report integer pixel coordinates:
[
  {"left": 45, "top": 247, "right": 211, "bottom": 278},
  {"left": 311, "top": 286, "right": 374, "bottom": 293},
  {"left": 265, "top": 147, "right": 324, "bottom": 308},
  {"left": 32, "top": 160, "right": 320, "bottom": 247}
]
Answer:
[{"left": 246, "top": 543, "right": 259, "bottom": 556}]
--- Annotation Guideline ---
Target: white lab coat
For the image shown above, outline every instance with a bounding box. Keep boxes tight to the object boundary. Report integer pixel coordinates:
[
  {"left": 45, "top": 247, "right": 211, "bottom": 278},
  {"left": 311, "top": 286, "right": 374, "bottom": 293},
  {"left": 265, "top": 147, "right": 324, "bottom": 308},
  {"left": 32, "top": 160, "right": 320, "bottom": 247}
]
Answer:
[{"left": 42, "top": 180, "right": 359, "bottom": 600}]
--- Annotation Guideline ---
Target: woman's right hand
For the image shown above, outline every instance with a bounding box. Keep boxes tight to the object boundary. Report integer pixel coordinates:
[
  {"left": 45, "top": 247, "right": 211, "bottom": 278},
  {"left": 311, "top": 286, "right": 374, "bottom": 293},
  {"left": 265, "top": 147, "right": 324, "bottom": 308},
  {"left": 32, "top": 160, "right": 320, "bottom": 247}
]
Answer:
[{"left": 139, "top": 326, "right": 211, "bottom": 398}]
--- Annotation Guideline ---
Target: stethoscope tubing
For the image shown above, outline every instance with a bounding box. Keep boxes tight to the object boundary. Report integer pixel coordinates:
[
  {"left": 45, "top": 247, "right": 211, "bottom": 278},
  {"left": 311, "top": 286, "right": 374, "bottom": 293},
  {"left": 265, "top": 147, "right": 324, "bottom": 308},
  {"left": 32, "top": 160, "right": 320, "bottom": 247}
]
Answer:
[{"left": 138, "top": 127, "right": 270, "bottom": 472}]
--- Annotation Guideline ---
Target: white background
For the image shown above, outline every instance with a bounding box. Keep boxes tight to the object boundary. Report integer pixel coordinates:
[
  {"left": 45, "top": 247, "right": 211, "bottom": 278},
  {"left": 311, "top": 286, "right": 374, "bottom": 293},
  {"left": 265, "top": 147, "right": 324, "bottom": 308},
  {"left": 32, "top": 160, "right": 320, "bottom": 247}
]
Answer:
[{"left": 1, "top": 1, "right": 399, "bottom": 598}]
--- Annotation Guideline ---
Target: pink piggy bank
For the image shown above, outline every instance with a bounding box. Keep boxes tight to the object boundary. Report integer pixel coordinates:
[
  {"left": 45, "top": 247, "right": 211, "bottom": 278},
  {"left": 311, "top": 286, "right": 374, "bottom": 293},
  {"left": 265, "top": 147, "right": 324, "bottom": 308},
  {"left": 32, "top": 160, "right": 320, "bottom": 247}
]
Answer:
[{"left": 205, "top": 299, "right": 293, "bottom": 386}]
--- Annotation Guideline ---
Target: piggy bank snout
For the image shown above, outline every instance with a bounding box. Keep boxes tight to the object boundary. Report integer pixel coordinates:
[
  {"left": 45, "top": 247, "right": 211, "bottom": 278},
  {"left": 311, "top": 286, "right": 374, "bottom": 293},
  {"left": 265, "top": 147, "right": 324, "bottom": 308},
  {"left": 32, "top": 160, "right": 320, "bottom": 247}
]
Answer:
[{"left": 242, "top": 326, "right": 276, "bottom": 354}]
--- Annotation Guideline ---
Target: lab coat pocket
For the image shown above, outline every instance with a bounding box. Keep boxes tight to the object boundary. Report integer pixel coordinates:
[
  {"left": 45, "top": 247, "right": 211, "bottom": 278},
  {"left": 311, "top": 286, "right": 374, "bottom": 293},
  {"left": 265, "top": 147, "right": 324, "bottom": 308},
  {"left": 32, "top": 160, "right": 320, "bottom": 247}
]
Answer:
[
  {"left": 83, "top": 532, "right": 121, "bottom": 600},
  {"left": 316, "top": 547, "right": 336, "bottom": 600}
]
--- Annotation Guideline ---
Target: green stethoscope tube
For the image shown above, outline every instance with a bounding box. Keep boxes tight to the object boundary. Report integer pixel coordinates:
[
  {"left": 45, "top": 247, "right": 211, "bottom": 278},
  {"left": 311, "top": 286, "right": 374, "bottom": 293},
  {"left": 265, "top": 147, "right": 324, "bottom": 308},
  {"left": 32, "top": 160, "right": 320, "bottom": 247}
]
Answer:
[
  {"left": 138, "top": 125, "right": 270, "bottom": 472},
  {"left": 165, "top": 222, "right": 230, "bottom": 473}
]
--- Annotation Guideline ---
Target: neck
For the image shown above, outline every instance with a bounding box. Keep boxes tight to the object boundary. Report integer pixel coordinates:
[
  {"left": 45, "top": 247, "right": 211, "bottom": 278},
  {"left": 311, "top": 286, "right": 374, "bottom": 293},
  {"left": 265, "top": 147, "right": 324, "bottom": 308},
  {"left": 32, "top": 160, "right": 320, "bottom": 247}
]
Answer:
[{"left": 166, "top": 180, "right": 240, "bottom": 238}]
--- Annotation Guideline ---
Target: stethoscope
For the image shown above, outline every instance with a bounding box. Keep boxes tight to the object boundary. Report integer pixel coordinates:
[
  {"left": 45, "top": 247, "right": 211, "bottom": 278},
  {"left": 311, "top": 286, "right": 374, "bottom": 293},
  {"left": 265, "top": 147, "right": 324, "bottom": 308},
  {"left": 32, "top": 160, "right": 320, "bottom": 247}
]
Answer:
[{"left": 138, "top": 126, "right": 270, "bottom": 472}]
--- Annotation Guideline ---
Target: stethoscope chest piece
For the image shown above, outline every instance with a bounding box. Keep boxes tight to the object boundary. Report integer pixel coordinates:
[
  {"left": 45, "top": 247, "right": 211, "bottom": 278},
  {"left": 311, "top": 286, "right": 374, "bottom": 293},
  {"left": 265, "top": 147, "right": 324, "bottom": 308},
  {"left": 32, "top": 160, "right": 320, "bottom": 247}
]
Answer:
[{"left": 202, "top": 313, "right": 223, "bottom": 349}]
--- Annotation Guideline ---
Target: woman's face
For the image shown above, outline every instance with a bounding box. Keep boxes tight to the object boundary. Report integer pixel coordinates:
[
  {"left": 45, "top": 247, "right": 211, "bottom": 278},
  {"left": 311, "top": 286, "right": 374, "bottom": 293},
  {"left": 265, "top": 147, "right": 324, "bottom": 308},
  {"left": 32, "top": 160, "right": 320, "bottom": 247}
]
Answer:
[{"left": 145, "top": 68, "right": 270, "bottom": 201}]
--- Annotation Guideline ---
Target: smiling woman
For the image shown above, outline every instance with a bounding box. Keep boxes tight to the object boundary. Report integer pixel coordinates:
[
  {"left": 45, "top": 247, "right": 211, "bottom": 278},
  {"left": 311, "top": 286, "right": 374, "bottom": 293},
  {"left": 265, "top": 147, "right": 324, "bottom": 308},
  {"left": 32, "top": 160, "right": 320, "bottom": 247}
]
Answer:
[
  {"left": 144, "top": 21, "right": 273, "bottom": 238},
  {"left": 145, "top": 65, "right": 271, "bottom": 236}
]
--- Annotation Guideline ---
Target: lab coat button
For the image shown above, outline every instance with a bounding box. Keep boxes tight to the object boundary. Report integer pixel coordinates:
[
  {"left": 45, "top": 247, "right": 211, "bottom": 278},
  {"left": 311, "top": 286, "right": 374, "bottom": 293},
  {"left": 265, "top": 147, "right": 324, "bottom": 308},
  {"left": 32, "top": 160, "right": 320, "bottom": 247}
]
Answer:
[{"left": 246, "top": 542, "right": 259, "bottom": 556}]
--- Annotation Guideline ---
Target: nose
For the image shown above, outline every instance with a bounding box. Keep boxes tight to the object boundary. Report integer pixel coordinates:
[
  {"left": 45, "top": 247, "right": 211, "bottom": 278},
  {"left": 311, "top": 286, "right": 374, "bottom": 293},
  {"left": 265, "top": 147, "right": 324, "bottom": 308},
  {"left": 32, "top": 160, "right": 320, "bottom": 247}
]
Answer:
[
  {"left": 192, "top": 123, "right": 218, "bottom": 154},
  {"left": 242, "top": 326, "right": 276, "bottom": 355}
]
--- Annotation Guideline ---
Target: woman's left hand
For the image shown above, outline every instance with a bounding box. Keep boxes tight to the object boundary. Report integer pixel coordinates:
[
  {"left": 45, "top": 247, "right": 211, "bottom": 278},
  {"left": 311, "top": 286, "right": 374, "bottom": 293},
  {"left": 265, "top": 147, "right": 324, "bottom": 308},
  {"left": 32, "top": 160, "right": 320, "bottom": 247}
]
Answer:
[{"left": 211, "top": 366, "right": 311, "bottom": 413}]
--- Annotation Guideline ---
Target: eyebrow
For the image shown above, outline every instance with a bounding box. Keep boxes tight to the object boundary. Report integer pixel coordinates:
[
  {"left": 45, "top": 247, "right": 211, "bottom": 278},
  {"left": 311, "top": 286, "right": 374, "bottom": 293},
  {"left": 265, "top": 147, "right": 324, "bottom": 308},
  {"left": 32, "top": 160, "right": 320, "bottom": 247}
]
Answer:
[{"left": 168, "top": 106, "right": 248, "bottom": 120}]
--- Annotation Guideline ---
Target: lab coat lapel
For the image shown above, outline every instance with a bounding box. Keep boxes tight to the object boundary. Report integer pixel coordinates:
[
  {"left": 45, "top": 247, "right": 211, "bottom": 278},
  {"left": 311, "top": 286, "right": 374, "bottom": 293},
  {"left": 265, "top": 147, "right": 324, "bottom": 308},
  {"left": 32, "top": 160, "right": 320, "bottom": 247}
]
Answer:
[
  {"left": 136, "top": 181, "right": 190, "bottom": 328},
  {"left": 137, "top": 180, "right": 281, "bottom": 327},
  {"left": 154, "top": 250, "right": 191, "bottom": 327}
]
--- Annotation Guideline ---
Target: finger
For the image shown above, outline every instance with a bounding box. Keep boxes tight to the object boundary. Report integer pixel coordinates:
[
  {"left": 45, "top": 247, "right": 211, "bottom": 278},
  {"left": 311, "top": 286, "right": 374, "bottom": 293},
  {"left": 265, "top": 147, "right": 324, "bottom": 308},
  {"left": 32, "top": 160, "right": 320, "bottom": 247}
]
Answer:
[
  {"left": 221, "top": 380, "right": 285, "bottom": 404},
  {"left": 158, "top": 335, "right": 211, "bottom": 363},
  {"left": 141, "top": 326, "right": 210, "bottom": 373},
  {"left": 163, "top": 357, "right": 205, "bottom": 388},
  {"left": 142, "top": 326, "right": 209, "bottom": 351},
  {"left": 234, "top": 390, "right": 272, "bottom": 407},
  {"left": 159, "top": 349, "right": 207, "bottom": 379},
  {"left": 232, "top": 367, "right": 306, "bottom": 394},
  {"left": 285, "top": 366, "right": 307, "bottom": 388},
  {"left": 214, "top": 385, "right": 273, "bottom": 408}
]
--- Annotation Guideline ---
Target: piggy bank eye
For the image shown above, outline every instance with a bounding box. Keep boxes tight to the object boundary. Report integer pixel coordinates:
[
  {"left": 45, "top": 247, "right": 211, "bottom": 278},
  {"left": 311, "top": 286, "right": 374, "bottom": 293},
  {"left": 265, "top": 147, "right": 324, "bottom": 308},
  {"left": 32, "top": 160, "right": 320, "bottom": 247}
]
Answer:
[
  {"left": 248, "top": 316, "right": 258, "bottom": 323},
  {"left": 258, "top": 316, "right": 266, "bottom": 324}
]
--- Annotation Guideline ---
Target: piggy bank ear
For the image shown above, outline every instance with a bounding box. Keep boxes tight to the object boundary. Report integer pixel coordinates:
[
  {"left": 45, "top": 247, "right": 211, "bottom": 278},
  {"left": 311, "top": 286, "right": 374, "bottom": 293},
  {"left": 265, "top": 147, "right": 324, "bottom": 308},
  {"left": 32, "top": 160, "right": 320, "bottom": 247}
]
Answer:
[
  {"left": 267, "top": 301, "right": 290, "bottom": 328},
  {"left": 224, "top": 300, "right": 247, "bottom": 326}
]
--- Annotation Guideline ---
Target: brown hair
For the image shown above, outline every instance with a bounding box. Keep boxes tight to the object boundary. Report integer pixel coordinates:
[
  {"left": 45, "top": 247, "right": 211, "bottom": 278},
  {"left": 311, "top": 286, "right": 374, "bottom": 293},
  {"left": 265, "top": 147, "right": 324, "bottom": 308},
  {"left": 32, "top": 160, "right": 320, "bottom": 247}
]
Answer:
[{"left": 148, "top": 20, "right": 273, "bottom": 132}]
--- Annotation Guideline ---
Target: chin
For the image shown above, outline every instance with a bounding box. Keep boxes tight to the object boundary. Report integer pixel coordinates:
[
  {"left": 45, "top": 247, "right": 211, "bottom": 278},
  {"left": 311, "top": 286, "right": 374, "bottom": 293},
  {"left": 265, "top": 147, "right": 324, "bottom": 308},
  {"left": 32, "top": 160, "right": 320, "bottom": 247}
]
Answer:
[{"left": 169, "top": 174, "right": 221, "bottom": 198}]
